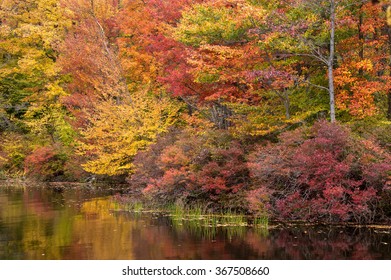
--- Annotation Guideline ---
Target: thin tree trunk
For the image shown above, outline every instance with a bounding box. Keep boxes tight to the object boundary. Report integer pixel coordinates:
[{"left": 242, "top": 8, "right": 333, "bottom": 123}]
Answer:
[
  {"left": 358, "top": 4, "right": 364, "bottom": 77},
  {"left": 210, "top": 102, "right": 232, "bottom": 129},
  {"left": 284, "top": 90, "right": 291, "bottom": 119},
  {"left": 90, "top": 0, "right": 129, "bottom": 100},
  {"left": 328, "top": 0, "right": 336, "bottom": 123}
]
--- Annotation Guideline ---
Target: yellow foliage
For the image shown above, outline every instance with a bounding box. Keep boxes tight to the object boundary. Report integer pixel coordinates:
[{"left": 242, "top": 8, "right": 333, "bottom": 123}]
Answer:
[
  {"left": 181, "top": 112, "right": 214, "bottom": 134},
  {"left": 355, "top": 59, "right": 373, "bottom": 72},
  {"left": 0, "top": 0, "right": 74, "bottom": 146},
  {"left": 78, "top": 91, "right": 181, "bottom": 176},
  {"left": 0, "top": 132, "right": 32, "bottom": 173},
  {"left": 227, "top": 103, "right": 286, "bottom": 137}
]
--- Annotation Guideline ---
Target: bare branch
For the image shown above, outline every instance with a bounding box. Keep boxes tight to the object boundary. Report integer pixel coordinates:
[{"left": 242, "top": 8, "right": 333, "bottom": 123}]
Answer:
[{"left": 300, "top": 78, "right": 329, "bottom": 92}]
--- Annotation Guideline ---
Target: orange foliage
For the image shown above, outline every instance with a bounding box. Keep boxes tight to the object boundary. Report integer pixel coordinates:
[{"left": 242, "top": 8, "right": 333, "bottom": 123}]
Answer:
[{"left": 335, "top": 2, "right": 390, "bottom": 118}]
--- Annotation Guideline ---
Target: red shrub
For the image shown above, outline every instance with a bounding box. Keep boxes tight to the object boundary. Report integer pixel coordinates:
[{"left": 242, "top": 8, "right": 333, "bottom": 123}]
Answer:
[
  {"left": 249, "top": 120, "right": 391, "bottom": 223},
  {"left": 131, "top": 129, "right": 250, "bottom": 209},
  {"left": 24, "top": 146, "right": 67, "bottom": 180},
  {"left": 245, "top": 187, "right": 270, "bottom": 215},
  {"left": 127, "top": 128, "right": 180, "bottom": 190},
  {"left": 195, "top": 143, "right": 249, "bottom": 198}
]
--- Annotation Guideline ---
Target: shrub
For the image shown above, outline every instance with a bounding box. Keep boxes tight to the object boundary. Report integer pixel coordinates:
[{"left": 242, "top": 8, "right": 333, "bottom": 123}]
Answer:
[
  {"left": 130, "top": 128, "right": 251, "bottom": 210},
  {"left": 24, "top": 146, "right": 68, "bottom": 181},
  {"left": 249, "top": 120, "right": 391, "bottom": 223},
  {"left": 127, "top": 128, "right": 180, "bottom": 193},
  {"left": 349, "top": 118, "right": 391, "bottom": 152}
]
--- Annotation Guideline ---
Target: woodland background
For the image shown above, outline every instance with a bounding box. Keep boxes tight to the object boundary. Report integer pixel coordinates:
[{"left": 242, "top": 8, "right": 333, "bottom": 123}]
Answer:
[{"left": 0, "top": 0, "right": 390, "bottom": 223}]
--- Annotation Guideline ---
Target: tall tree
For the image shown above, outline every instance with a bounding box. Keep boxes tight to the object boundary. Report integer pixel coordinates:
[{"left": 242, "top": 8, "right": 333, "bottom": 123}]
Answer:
[
  {"left": 58, "top": 0, "right": 129, "bottom": 127},
  {"left": 77, "top": 92, "right": 180, "bottom": 176},
  {"left": 60, "top": 0, "right": 183, "bottom": 176},
  {"left": 334, "top": 2, "right": 389, "bottom": 118},
  {"left": 171, "top": 0, "right": 267, "bottom": 128},
  {"left": 0, "top": 0, "right": 74, "bottom": 143},
  {"left": 260, "top": 0, "right": 378, "bottom": 122}
]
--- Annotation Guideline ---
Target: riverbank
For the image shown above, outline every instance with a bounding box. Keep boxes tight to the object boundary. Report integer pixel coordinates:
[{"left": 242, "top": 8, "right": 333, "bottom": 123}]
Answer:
[{"left": 1, "top": 184, "right": 391, "bottom": 260}]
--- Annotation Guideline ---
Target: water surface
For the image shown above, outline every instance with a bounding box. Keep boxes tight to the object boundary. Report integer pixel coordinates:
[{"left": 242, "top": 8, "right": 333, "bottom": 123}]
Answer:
[{"left": 1, "top": 184, "right": 390, "bottom": 259}]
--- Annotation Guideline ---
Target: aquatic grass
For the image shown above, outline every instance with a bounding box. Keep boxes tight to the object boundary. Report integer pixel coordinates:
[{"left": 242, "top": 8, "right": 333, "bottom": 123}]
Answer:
[
  {"left": 187, "top": 204, "right": 203, "bottom": 220},
  {"left": 132, "top": 202, "right": 270, "bottom": 240},
  {"left": 133, "top": 202, "right": 143, "bottom": 212},
  {"left": 219, "top": 209, "right": 247, "bottom": 227},
  {"left": 168, "top": 204, "right": 260, "bottom": 227},
  {"left": 115, "top": 201, "right": 144, "bottom": 212},
  {"left": 253, "top": 214, "right": 269, "bottom": 228},
  {"left": 182, "top": 217, "right": 217, "bottom": 239},
  {"left": 168, "top": 203, "right": 185, "bottom": 220},
  {"left": 226, "top": 225, "right": 246, "bottom": 240},
  {"left": 205, "top": 213, "right": 218, "bottom": 227}
]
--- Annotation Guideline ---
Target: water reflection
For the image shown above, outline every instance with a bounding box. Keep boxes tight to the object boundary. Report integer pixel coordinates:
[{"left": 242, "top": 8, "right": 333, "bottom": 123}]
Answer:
[{"left": 0, "top": 185, "right": 391, "bottom": 259}]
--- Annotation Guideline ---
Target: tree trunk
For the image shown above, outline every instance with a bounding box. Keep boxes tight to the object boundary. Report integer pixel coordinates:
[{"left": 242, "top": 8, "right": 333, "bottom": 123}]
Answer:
[
  {"left": 328, "top": 0, "right": 336, "bottom": 123},
  {"left": 210, "top": 102, "right": 232, "bottom": 130},
  {"left": 284, "top": 90, "right": 291, "bottom": 120},
  {"left": 358, "top": 4, "right": 364, "bottom": 77}
]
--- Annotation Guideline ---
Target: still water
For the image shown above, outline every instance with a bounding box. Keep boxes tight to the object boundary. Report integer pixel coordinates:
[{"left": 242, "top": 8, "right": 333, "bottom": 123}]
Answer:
[{"left": 1, "top": 184, "right": 391, "bottom": 260}]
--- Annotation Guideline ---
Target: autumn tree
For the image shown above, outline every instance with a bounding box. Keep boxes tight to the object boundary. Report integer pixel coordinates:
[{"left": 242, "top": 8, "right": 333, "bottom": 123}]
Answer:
[
  {"left": 0, "top": 0, "right": 74, "bottom": 144},
  {"left": 170, "top": 0, "right": 268, "bottom": 128},
  {"left": 77, "top": 93, "right": 180, "bottom": 176},
  {"left": 261, "top": 1, "right": 375, "bottom": 122},
  {"left": 334, "top": 2, "right": 390, "bottom": 118},
  {"left": 58, "top": 0, "right": 128, "bottom": 126},
  {"left": 58, "top": 0, "right": 182, "bottom": 176}
]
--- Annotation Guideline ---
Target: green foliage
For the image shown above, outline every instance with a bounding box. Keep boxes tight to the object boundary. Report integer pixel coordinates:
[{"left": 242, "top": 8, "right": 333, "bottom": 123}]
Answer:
[
  {"left": 0, "top": 0, "right": 75, "bottom": 166},
  {"left": 174, "top": 3, "right": 254, "bottom": 47},
  {"left": 349, "top": 118, "right": 391, "bottom": 152},
  {"left": 24, "top": 80, "right": 76, "bottom": 146},
  {"left": 0, "top": 132, "right": 31, "bottom": 173}
]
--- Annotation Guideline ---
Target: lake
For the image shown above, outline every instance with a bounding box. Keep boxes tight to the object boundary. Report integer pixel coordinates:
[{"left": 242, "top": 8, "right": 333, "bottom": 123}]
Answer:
[{"left": 1, "top": 183, "right": 391, "bottom": 260}]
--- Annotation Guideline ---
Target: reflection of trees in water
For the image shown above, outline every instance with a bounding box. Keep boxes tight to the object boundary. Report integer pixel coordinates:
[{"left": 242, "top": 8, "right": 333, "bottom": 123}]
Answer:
[
  {"left": 66, "top": 198, "right": 135, "bottom": 260},
  {"left": 271, "top": 227, "right": 390, "bottom": 259},
  {"left": 129, "top": 215, "right": 270, "bottom": 260},
  {"left": 1, "top": 187, "right": 391, "bottom": 260},
  {"left": 0, "top": 189, "right": 74, "bottom": 259},
  {"left": 0, "top": 188, "right": 136, "bottom": 260},
  {"left": 130, "top": 218, "right": 391, "bottom": 259}
]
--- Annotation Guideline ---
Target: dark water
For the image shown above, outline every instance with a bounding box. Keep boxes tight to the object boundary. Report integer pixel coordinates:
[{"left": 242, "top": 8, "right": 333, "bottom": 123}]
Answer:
[{"left": 1, "top": 184, "right": 391, "bottom": 260}]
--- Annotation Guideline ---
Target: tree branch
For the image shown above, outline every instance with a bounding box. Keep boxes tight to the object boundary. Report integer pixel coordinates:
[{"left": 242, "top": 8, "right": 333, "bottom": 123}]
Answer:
[{"left": 300, "top": 78, "right": 329, "bottom": 92}]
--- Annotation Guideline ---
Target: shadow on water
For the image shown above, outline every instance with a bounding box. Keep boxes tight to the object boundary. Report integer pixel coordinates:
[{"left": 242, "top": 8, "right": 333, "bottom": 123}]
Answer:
[{"left": 1, "top": 185, "right": 391, "bottom": 259}]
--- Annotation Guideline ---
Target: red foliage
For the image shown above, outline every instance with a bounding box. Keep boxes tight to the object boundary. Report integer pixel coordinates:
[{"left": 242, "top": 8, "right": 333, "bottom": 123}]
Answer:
[
  {"left": 142, "top": 1, "right": 264, "bottom": 106},
  {"left": 245, "top": 187, "right": 270, "bottom": 215},
  {"left": 128, "top": 128, "right": 180, "bottom": 191},
  {"left": 249, "top": 120, "right": 391, "bottom": 223},
  {"left": 146, "top": 0, "right": 201, "bottom": 25},
  {"left": 130, "top": 129, "right": 250, "bottom": 209},
  {"left": 195, "top": 143, "right": 249, "bottom": 198},
  {"left": 24, "top": 146, "right": 67, "bottom": 180},
  {"left": 148, "top": 35, "right": 202, "bottom": 99}
]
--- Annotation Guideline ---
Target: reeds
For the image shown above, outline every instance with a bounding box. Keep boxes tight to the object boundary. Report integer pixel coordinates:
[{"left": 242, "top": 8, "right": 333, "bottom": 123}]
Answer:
[
  {"left": 167, "top": 203, "right": 269, "bottom": 239},
  {"left": 113, "top": 199, "right": 269, "bottom": 239}
]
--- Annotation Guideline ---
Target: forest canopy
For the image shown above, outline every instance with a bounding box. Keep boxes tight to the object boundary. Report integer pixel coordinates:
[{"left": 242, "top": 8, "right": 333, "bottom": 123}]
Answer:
[{"left": 1, "top": 0, "right": 390, "bottom": 223}]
